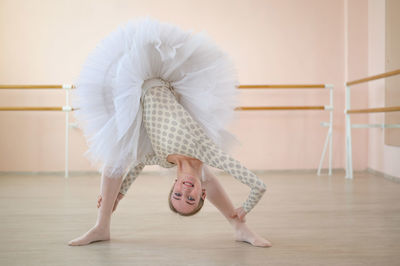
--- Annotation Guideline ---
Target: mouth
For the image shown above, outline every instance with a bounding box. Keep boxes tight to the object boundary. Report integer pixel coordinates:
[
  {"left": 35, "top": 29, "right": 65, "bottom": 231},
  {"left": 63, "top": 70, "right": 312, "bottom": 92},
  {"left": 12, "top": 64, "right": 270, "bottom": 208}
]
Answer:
[{"left": 183, "top": 181, "right": 194, "bottom": 187}]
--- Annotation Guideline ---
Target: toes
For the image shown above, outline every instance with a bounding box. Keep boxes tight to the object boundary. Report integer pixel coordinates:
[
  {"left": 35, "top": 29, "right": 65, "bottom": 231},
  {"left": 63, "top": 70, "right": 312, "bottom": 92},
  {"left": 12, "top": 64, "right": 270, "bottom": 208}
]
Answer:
[
  {"left": 68, "top": 240, "right": 78, "bottom": 246},
  {"left": 68, "top": 235, "right": 88, "bottom": 246},
  {"left": 254, "top": 239, "right": 272, "bottom": 247}
]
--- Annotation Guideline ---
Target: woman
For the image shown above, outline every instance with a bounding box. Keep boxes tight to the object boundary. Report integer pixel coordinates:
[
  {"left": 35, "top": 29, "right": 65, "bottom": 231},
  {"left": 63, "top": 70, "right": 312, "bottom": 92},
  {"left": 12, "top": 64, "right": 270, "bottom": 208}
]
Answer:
[
  {"left": 98, "top": 158, "right": 271, "bottom": 247},
  {"left": 68, "top": 17, "right": 271, "bottom": 247}
]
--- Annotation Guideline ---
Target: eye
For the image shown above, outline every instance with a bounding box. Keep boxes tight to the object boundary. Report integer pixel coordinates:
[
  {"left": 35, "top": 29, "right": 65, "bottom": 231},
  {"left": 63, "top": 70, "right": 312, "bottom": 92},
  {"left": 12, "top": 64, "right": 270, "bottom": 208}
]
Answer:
[
  {"left": 174, "top": 192, "right": 182, "bottom": 197},
  {"left": 187, "top": 196, "right": 195, "bottom": 201}
]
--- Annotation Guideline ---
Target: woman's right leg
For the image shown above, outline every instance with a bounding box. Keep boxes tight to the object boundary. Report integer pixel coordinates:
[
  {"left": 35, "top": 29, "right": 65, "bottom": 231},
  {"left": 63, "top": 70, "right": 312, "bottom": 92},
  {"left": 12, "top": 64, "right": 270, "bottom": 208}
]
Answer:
[
  {"left": 68, "top": 172, "right": 124, "bottom": 246},
  {"left": 202, "top": 165, "right": 272, "bottom": 247}
]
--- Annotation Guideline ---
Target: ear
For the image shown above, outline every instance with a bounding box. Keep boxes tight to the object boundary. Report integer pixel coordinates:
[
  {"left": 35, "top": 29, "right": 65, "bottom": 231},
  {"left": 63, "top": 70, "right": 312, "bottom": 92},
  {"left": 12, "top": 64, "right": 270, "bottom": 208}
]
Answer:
[{"left": 201, "top": 189, "right": 206, "bottom": 200}]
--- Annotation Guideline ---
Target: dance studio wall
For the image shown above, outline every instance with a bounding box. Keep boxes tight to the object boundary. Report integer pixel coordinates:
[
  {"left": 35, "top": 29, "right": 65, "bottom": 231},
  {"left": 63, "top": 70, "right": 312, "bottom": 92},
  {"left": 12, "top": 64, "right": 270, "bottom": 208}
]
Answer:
[
  {"left": 0, "top": 0, "right": 378, "bottom": 174},
  {"left": 367, "top": 0, "right": 400, "bottom": 178}
]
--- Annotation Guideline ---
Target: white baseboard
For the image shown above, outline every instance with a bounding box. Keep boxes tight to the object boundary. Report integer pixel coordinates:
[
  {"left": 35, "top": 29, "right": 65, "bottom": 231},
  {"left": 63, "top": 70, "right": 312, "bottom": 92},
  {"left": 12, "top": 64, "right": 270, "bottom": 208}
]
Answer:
[{"left": 366, "top": 167, "right": 400, "bottom": 183}]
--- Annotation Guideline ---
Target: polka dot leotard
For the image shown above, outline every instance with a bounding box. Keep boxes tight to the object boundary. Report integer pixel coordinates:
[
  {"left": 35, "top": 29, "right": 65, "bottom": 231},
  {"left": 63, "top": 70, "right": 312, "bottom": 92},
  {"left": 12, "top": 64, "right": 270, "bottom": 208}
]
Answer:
[{"left": 119, "top": 78, "right": 266, "bottom": 213}]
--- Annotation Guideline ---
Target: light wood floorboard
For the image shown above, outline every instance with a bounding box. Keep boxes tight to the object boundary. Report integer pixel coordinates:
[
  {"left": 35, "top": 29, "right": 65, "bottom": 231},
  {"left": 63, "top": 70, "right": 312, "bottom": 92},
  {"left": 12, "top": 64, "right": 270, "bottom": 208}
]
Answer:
[{"left": 0, "top": 170, "right": 399, "bottom": 266}]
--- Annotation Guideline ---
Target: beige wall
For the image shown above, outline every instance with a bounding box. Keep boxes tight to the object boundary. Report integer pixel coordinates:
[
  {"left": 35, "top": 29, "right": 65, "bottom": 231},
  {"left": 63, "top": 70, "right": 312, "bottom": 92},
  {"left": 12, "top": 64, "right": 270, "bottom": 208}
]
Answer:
[{"left": 0, "top": 0, "right": 379, "bottom": 174}]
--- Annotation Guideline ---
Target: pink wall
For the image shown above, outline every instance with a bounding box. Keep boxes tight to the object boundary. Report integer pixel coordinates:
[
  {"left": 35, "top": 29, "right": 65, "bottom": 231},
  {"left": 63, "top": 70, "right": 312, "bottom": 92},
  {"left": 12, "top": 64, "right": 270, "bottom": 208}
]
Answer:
[
  {"left": 367, "top": 0, "right": 400, "bottom": 178},
  {"left": 0, "top": 0, "right": 385, "bottom": 175},
  {"left": 346, "top": 0, "right": 369, "bottom": 171}
]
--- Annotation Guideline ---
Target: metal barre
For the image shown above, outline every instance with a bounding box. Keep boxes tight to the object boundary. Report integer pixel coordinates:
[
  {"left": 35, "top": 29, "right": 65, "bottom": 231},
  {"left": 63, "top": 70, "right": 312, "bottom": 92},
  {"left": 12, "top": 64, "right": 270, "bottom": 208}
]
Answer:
[
  {"left": 0, "top": 106, "right": 329, "bottom": 111},
  {"left": 0, "top": 83, "right": 74, "bottom": 178},
  {"left": 345, "top": 69, "right": 400, "bottom": 180},
  {"left": 0, "top": 83, "right": 331, "bottom": 89},
  {"left": 0, "top": 82, "right": 333, "bottom": 177},
  {"left": 235, "top": 83, "right": 334, "bottom": 176}
]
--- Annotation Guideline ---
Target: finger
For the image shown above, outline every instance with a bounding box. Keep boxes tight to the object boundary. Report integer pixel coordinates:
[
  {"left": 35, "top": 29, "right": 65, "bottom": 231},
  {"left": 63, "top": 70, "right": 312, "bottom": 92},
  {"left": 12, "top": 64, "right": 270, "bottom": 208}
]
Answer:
[{"left": 113, "top": 202, "right": 118, "bottom": 212}]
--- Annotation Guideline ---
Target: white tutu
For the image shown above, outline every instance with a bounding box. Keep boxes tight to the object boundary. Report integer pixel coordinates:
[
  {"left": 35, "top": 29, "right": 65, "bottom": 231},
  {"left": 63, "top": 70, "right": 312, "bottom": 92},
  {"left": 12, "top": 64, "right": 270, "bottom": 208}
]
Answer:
[{"left": 72, "top": 16, "right": 241, "bottom": 177}]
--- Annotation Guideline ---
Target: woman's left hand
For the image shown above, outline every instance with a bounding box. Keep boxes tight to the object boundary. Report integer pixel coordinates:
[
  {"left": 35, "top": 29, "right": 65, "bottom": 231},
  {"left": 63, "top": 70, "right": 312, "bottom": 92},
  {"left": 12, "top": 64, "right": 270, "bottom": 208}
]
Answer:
[
  {"left": 231, "top": 207, "right": 247, "bottom": 223},
  {"left": 97, "top": 193, "right": 124, "bottom": 212}
]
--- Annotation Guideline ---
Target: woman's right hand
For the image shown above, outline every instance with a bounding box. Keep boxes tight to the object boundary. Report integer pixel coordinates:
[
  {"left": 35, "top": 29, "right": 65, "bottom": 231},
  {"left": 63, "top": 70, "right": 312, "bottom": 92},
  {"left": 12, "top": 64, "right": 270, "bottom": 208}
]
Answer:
[
  {"left": 230, "top": 207, "right": 247, "bottom": 223},
  {"left": 97, "top": 193, "right": 125, "bottom": 212}
]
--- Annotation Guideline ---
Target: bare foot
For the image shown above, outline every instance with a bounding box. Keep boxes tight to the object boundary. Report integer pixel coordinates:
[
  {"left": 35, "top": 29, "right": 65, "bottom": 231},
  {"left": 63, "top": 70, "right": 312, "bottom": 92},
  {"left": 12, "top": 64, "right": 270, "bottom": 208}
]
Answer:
[
  {"left": 234, "top": 223, "right": 272, "bottom": 247},
  {"left": 68, "top": 225, "right": 110, "bottom": 246}
]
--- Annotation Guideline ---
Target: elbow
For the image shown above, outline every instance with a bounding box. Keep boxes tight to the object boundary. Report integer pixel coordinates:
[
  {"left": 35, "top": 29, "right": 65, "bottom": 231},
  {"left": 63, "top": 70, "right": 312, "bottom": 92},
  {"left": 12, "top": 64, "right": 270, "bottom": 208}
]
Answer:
[{"left": 260, "top": 182, "right": 267, "bottom": 193}]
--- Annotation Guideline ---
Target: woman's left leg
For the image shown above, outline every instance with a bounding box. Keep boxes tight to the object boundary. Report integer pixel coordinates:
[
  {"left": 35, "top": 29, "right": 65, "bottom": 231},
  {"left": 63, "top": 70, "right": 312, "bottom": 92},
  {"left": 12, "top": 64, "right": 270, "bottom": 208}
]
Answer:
[{"left": 202, "top": 165, "right": 272, "bottom": 247}]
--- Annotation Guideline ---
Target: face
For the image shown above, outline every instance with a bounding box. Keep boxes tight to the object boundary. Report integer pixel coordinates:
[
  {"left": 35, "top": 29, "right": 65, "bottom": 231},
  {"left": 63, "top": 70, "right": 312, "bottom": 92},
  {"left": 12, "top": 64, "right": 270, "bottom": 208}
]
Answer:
[{"left": 170, "top": 174, "right": 206, "bottom": 214}]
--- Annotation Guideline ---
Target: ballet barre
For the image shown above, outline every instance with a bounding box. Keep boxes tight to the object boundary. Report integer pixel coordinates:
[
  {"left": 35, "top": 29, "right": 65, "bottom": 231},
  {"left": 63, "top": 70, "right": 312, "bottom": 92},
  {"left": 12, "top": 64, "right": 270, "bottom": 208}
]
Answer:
[
  {"left": 0, "top": 83, "right": 334, "bottom": 178},
  {"left": 345, "top": 69, "right": 400, "bottom": 179},
  {"left": 0, "top": 84, "right": 75, "bottom": 89},
  {"left": 0, "top": 84, "right": 75, "bottom": 178},
  {"left": 235, "top": 106, "right": 326, "bottom": 111},
  {"left": 235, "top": 84, "right": 334, "bottom": 176}
]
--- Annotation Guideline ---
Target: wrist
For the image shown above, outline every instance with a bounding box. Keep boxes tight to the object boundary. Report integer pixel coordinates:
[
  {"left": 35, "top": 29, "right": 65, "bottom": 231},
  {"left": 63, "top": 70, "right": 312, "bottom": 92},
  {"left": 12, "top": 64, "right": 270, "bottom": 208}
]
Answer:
[{"left": 242, "top": 204, "right": 250, "bottom": 214}]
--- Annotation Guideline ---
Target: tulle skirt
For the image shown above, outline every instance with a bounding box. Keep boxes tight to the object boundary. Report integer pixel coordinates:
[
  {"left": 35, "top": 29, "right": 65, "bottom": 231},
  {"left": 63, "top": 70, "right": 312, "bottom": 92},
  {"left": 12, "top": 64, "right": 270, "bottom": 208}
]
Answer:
[{"left": 72, "top": 16, "right": 240, "bottom": 177}]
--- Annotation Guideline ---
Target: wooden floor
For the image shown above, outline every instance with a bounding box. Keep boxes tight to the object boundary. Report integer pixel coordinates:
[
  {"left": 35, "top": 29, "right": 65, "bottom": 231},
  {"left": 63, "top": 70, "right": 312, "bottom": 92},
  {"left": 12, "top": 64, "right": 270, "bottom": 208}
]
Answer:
[{"left": 0, "top": 170, "right": 399, "bottom": 266}]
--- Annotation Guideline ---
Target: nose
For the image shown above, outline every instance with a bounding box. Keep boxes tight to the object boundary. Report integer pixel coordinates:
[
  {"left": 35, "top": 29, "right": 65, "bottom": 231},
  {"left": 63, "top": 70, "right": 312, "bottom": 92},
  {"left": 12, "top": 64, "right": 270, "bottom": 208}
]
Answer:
[{"left": 183, "top": 186, "right": 192, "bottom": 192}]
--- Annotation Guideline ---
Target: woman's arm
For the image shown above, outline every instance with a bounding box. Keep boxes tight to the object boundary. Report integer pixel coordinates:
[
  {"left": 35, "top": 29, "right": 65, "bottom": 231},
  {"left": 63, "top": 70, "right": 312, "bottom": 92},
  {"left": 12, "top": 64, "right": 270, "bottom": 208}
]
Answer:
[
  {"left": 97, "top": 162, "right": 145, "bottom": 212},
  {"left": 220, "top": 154, "right": 267, "bottom": 214},
  {"left": 119, "top": 153, "right": 174, "bottom": 195},
  {"left": 119, "top": 162, "right": 145, "bottom": 195},
  {"left": 192, "top": 137, "right": 267, "bottom": 216}
]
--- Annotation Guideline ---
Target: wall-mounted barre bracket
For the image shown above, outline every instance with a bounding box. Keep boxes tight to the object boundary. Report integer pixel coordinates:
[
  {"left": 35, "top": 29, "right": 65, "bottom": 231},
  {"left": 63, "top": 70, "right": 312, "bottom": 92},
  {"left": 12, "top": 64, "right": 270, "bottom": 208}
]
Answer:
[
  {"left": 69, "top": 122, "right": 79, "bottom": 129},
  {"left": 62, "top": 84, "right": 75, "bottom": 89},
  {"left": 62, "top": 106, "right": 72, "bottom": 112},
  {"left": 320, "top": 122, "right": 331, "bottom": 127}
]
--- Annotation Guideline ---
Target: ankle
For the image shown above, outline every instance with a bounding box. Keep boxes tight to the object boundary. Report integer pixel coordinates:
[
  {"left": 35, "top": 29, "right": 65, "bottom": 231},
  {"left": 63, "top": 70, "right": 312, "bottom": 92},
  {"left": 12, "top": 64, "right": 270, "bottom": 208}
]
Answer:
[
  {"left": 94, "top": 221, "right": 111, "bottom": 230},
  {"left": 229, "top": 219, "right": 245, "bottom": 231}
]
